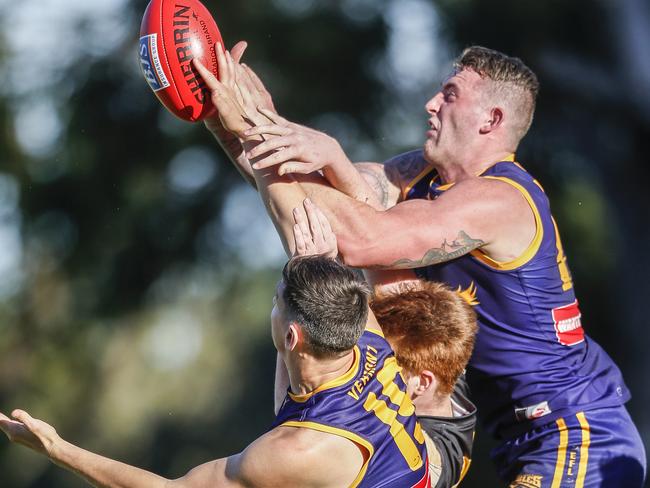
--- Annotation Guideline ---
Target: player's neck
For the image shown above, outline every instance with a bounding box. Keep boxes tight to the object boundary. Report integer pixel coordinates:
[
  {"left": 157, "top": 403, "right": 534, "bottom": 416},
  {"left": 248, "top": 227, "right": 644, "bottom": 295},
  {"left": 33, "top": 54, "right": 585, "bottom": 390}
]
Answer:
[
  {"left": 287, "top": 349, "right": 356, "bottom": 396},
  {"left": 413, "top": 393, "right": 453, "bottom": 418},
  {"left": 434, "top": 148, "right": 514, "bottom": 184}
]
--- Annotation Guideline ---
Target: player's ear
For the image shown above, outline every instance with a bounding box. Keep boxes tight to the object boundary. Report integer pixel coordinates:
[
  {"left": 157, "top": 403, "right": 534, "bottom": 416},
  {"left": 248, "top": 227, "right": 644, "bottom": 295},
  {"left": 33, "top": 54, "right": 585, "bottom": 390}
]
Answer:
[
  {"left": 414, "top": 370, "right": 437, "bottom": 397},
  {"left": 285, "top": 323, "right": 301, "bottom": 352},
  {"left": 479, "top": 107, "right": 504, "bottom": 134}
]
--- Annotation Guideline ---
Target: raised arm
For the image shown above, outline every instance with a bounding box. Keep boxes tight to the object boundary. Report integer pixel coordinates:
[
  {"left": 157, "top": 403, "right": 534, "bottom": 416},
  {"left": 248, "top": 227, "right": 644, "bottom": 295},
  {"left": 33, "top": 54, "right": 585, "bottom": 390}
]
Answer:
[
  {"left": 199, "top": 41, "right": 259, "bottom": 188},
  {"left": 292, "top": 173, "right": 534, "bottom": 270},
  {"left": 198, "top": 51, "right": 534, "bottom": 270},
  {"left": 194, "top": 46, "right": 310, "bottom": 256},
  {"left": 203, "top": 55, "right": 429, "bottom": 211}
]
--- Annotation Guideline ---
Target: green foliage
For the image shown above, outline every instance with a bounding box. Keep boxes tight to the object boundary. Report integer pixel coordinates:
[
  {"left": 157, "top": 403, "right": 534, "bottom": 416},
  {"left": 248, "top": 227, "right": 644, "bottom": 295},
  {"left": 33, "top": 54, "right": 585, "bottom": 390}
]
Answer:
[{"left": 1, "top": 1, "right": 648, "bottom": 487}]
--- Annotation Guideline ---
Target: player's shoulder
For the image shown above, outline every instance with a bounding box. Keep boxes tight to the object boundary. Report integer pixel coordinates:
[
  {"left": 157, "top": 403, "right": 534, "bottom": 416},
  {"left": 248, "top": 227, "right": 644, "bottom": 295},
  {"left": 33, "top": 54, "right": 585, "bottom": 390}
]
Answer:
[
  {"left": 238, "top": 425, "right": 364, "bottom": 487},
  {"left": 445, "top": 175, "right": 529, "bottom": 210}
]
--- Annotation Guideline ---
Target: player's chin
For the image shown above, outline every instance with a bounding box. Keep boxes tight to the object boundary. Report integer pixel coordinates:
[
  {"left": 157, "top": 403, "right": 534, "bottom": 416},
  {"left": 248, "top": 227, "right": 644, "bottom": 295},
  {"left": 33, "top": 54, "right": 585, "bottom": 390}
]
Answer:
[{"left": 422, "top": 139, "right": 437, "bottom": 162}]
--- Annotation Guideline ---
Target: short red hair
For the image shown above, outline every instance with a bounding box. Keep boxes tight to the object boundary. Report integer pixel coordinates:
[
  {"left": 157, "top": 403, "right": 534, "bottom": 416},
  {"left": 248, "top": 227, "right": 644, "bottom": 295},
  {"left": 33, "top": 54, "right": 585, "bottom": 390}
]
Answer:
[{"left": 371, "top": 281, "right": 477, "bottom": 396}]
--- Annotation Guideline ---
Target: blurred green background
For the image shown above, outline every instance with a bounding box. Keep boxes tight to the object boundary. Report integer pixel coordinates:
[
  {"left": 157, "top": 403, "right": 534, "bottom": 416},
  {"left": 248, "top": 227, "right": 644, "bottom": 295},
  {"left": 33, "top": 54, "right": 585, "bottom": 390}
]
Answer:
[{"left": 0, "top": 0, "right": 648, "bottom": 486}]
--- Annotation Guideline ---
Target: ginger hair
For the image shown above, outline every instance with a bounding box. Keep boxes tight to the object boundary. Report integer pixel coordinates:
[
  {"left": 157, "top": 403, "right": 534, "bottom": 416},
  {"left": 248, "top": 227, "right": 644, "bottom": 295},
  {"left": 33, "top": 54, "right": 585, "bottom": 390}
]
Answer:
[{"left": 371, "top": 281, "right": 477, "bottom": 395}]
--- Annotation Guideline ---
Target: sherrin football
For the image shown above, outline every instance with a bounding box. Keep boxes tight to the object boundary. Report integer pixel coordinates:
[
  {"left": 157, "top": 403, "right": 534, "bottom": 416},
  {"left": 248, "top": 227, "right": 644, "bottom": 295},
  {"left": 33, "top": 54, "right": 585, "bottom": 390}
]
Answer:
[{"left": 139, "top": 0, "right": 224, "bottom": 121}]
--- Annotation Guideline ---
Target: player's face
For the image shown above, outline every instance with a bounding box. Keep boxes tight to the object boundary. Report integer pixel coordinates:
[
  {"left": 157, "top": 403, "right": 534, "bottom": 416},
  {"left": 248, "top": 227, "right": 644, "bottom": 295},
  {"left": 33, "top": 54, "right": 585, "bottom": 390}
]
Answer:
[
  {"left": 271, "top": 280, "right": 289, "bottom": 353},
  {"left": 423, "top": 69, "right": 488, "bottom": 166}
]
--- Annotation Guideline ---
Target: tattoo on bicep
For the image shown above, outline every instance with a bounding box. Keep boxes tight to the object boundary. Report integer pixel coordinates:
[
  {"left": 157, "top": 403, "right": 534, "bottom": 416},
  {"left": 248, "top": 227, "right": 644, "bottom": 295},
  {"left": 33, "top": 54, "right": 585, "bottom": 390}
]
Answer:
[
  {"left": 357, "top": 166, "right": 390, "bottom": 209},
  {"left": 387, "top": 231, "right": 485, "bottom": 269},
  {"left": 384, "top": 151, "right": 430, "bottom": 188}
]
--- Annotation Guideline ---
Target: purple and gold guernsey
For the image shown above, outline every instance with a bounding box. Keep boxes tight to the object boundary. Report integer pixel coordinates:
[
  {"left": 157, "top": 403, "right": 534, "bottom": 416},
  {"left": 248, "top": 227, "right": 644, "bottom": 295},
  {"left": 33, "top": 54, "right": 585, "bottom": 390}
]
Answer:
[
  {"left": 404, "top": 154, "right": 630, "bottom": 440},
  {"left": 273, "top": 329, "right": 431, "bottom": 488}
]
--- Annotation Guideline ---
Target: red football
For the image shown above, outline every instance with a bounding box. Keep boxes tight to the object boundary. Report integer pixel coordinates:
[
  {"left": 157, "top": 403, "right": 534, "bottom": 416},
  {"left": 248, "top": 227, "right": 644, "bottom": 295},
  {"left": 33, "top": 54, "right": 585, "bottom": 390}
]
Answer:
[{"left": 139, "top": 0, "right": 224, "bottom": 122}]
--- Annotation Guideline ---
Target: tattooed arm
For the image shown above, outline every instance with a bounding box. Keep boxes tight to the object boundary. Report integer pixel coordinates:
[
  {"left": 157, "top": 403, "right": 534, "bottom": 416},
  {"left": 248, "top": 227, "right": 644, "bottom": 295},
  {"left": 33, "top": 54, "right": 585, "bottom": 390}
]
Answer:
[
  {"left": 332, "top": 149, "right": 430, "bottom": 210},
  {"left": 293, "top": 174, "right": 535, "bottom": 269}
]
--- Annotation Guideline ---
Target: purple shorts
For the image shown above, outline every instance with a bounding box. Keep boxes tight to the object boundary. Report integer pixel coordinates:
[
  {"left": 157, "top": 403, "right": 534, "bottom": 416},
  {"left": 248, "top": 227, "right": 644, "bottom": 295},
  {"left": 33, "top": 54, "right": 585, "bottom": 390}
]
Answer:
[{"left": 492, "top": 406, "right": 646, "bottom": 487}]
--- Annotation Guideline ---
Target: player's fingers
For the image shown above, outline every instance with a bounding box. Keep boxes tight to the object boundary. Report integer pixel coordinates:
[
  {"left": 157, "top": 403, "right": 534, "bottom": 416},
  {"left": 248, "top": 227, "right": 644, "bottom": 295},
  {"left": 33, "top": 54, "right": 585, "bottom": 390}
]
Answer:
[
  {"left": 0, "top": 419, "right": 18, "bottom": 441},
  {"left": 11, "top": 410, "right": 35, "bottom": 430},
  {"left": 244, "top": 124, "right": 290, "bottom": 138},
  {"left": 192, "top": 59, "right": 220, "bottom": 91},
  {"left": 237, "top": 64, "right": 258, "bottom": 95},
  {"left": 293, "top": 223, "right": 307, "bottom": 256},
  {"left": 234, "top": 65, "right": 255, "bottom": 103},
  {"left": 316, "top": 207, "right": 337, "bottom": 256},
  {"left": 251, "top": 148, "right": 298, "bottom": 170},
  {"left": 293, "top": 205, "right": 312, "bottom": 242},
  {"left": 226, "top": 50, "right": 236, "bottom": 75},
  {"left": 239, "top": 65, "right": 262, "bottom": 96},
  {"left": 278, "top": 162, "right": 314, "bottom": 176},
  {"left": 303, "top": 199, "right": 325, "bottom": 243},
  {"left": 232, "top": 83, "right": 246, "bottom": 109},
  {"left": 240, "top": 65, "right": 273, "bottom": 110},
  {"left": 247, "top": 136, "right": 293, "bottom": 159},
  {"left": 243, "top": 65, "right": 272, "bottom": 99},
  {"left": 215, "top": 43, "right": 230, "bottom": 83},
  {"left": 258, "top": 107, "right": 289, "bottom": 125},
  {"left": 311, "top": 201, "right": 334, "bottom": 237},
  {"left": 225, "top": 51, "right": 238, "bottom": 90},
  {"left": 230, "top": 40, "right": 248, "bottom": 63}
]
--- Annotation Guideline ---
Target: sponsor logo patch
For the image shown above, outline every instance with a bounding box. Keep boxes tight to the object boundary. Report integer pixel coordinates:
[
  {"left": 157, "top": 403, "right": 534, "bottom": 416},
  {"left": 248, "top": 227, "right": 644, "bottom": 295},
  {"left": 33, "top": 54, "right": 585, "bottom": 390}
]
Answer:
[
  {"left": 139, "top": 34, "right": 170, "bottom": 92},
  {"left": 552, "top": 300, "right": 584, "bottom": 346},
  {"left": 509, "top": 473, "right": 543, "bottom": 488},
  {"left": 515, "top": 401, "right": 552, "bottom": 422}
]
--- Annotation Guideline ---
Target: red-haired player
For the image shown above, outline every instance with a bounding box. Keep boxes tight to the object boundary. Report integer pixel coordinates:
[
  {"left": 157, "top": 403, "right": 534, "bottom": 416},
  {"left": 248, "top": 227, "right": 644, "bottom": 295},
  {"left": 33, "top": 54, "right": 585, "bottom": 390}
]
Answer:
[{"left": 371, "top": 280, "right": 477, "bottom": 488}]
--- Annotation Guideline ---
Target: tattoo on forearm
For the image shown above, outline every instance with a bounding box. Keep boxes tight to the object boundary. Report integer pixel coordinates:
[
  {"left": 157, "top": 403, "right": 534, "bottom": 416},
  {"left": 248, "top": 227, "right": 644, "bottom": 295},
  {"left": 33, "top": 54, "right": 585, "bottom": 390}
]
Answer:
[
  {"left": 387, "top": 231, "right": 484, "bottom": 269},
  {"left": 384, "top": 150, "right": 430, "bottom": 188},
  {"left": 357, "top": 166, "right": 390, "bottom": 209}
]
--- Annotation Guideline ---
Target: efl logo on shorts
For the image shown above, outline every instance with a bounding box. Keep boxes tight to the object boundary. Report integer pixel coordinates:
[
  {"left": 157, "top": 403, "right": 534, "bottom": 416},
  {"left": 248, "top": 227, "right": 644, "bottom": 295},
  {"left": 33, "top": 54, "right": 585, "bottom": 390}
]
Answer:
[
  {"left": 552, "top": 300, "right": 584, "bottom": 346},
  {"left": 139, "top": 34, "right": 170, "bottom": 92}
]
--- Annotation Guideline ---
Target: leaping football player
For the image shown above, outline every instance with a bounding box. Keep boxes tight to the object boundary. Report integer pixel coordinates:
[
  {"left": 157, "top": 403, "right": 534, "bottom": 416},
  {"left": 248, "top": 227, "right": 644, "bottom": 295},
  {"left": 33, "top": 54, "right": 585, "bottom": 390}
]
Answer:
[{"left": 196, "top": 40, "right": 646, "bottom": 487}]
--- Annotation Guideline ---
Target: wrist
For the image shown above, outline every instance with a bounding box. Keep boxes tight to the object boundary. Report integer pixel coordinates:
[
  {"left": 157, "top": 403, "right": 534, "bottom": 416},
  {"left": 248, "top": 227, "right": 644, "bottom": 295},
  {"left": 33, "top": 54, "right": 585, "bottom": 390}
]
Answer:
[
  {"left": 322, "top": 145, "right": 354, "bottom": 183},
  {"left": 47, "top": 436, "right": 74, "bottom": 467},
  {"left": 205, "top": 121, "right": 245, "bottom": 158}
]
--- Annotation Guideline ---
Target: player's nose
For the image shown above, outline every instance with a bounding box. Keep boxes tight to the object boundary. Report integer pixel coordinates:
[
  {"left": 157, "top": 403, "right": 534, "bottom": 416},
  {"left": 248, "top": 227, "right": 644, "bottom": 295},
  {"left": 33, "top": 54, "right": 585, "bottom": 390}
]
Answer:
[{"left": 425, "top": 91, "right": 443, "bottom": 114}]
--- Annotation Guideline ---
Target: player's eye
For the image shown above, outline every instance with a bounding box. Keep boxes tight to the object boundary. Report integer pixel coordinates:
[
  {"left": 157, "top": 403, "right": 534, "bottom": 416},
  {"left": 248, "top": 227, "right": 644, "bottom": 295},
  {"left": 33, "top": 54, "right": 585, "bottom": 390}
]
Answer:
[{"left": 444, "top": 90, "right": 456, "bottom": 101}]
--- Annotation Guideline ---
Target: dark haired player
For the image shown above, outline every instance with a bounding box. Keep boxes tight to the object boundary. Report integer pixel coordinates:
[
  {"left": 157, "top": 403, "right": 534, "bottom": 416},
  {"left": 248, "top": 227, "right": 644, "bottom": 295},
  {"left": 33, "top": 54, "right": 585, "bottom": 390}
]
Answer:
[
  {"left": 196, "top": 42, "right": 646, "bottom": 487},
  {"left": 288, "top": 200, "right": 478, "bottom": 488},
  {"left": 1, "top": 255, "right": 431, "bottom": 487}
]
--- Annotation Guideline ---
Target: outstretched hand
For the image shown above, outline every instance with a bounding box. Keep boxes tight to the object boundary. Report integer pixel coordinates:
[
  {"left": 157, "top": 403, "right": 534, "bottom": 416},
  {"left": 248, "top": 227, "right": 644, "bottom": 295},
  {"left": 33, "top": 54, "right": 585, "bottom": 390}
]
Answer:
[
  {"left": 292, "top": 199, "right": 338, "bottom": 259},
  {"left": 194, "top": 42, "right": 276, "bottom": 139},
  {"left": 202, "top": 40, "right": 246, "bottom": 133},
  {"left": 243, "top": 110, "right": 350, "bottom": 176},
  {"left": 193, "top": 45, "right": 251, "bottom": 137},
  {"left": 0, "top": 409, "right": 61, "bottom": 458}
]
